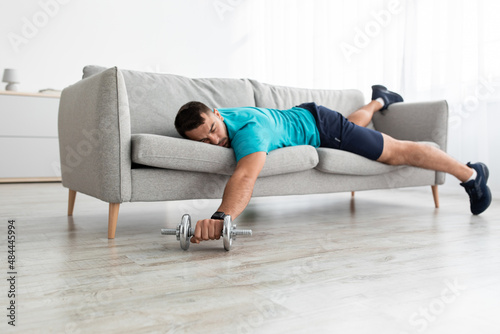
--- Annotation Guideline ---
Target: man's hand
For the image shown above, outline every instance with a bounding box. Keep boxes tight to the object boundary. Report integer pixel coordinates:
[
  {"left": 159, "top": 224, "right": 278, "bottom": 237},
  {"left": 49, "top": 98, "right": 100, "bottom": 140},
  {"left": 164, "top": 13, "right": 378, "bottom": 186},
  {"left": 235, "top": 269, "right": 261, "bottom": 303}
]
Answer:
[{"left": 190, "top": 219, "right": 224, "bottom": 244}]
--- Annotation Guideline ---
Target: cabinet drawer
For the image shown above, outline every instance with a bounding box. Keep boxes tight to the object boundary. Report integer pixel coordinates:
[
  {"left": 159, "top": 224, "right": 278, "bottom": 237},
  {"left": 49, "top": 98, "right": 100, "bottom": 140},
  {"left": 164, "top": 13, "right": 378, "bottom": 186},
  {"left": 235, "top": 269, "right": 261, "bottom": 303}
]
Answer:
[
  {"left": 0, "top": 95, "right": 59, "bottom": 137},
  {"left": 0, "top": 137, "right": 61, "bottom": 178}
]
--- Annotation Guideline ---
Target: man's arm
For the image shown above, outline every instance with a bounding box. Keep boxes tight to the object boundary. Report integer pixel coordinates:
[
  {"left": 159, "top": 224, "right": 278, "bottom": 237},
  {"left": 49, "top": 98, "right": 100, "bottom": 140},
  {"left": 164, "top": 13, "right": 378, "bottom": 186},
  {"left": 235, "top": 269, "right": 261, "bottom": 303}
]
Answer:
[{"left": 191, "top": 151, "right": 266, "bottom": 244}]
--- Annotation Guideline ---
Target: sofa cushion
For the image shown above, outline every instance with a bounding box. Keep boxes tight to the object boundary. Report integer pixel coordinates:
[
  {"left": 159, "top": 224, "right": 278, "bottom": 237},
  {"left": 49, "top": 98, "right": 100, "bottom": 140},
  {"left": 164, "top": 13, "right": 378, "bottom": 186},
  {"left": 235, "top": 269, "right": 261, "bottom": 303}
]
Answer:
[
  {"left": 131, "top": 134, "right": 319, "bottom": 177},
  {"left": 315, "top": 141, "right": 440, "bottom": 175},
  {"left": 82, "top": 66, "right": 256, "bottom": 138}
]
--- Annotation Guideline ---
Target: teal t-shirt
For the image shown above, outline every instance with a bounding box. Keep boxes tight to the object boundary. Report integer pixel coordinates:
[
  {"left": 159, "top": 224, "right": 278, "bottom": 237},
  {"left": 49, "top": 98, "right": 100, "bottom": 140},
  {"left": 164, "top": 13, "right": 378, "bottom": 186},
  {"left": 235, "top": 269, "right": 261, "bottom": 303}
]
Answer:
[{"left": 218, "top": 106, "right": 320, "bottom": 162}]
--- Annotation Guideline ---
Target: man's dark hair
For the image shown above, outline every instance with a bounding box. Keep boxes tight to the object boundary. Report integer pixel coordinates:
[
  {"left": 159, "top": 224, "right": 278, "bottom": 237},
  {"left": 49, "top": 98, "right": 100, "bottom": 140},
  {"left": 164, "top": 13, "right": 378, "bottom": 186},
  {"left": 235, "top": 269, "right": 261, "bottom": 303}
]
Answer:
[{"left": 175, "top": 101, "right": 212, "bottom": 139}]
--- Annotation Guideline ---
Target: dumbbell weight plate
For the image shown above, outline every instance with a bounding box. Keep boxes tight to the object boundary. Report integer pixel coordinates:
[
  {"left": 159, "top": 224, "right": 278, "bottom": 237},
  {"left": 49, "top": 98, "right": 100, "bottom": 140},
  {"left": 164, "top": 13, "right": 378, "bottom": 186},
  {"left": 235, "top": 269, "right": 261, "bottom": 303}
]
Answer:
[
  {"left": 180, "top": 214, "right": 191, "bottom": 250},
  {"left": 222, "top": 215, "right": 232, "bottom": 251}
]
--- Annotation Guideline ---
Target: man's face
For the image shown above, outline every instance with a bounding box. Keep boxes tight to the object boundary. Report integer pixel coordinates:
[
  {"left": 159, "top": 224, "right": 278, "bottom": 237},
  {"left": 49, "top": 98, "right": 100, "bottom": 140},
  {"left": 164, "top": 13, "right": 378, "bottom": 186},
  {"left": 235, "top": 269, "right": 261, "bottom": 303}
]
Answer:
[{"left": 185, "top": 108, "right": 230, "bottom": 148}]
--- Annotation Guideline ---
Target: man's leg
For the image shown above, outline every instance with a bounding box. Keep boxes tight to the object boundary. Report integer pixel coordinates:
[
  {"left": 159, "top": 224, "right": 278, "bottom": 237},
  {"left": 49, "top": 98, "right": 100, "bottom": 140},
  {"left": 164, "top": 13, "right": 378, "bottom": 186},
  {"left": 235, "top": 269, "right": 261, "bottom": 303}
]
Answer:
[
  {"left": 377, "top": 134, "right": 492, "bottom": 214},
  {"left": 345, "top": 86, "right": 491, "bottom": 215},
  {"left": 348, "top": 85, "right": 404, "bottom": 127},
  {"left": 347, "top": 100, "right": 382, "bottom": 127},
  {"left": 347, "top": 85, "right": 404, "bottom": 127},
  {"left": 377, "top": 134, "right": 473, "bottom": 182},
  {"left": 346, "top": 88, "right": 472, "bottom": 181}
]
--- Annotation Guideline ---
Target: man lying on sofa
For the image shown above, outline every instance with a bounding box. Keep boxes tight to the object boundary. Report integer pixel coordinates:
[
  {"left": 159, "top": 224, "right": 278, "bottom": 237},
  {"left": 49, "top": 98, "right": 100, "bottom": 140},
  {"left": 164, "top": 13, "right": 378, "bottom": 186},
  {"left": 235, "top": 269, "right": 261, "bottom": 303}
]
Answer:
[{"left": 174, "top": 85, "right": 492, "bottom": 244}]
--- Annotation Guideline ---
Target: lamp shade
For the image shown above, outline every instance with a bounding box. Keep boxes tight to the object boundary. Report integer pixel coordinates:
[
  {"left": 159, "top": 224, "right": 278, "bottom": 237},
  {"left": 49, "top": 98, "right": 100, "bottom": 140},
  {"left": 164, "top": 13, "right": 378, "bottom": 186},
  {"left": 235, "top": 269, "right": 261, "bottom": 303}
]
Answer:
[{"left": 2, "top": 69, "right": 20, "bottom": 83}]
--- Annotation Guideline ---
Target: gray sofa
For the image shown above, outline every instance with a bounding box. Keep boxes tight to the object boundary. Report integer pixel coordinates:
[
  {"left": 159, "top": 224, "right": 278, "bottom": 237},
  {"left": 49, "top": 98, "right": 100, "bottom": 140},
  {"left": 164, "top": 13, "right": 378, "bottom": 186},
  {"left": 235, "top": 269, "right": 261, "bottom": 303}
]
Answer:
[{"left": 58, "top": 66, "right": 448, "bottom": 238}]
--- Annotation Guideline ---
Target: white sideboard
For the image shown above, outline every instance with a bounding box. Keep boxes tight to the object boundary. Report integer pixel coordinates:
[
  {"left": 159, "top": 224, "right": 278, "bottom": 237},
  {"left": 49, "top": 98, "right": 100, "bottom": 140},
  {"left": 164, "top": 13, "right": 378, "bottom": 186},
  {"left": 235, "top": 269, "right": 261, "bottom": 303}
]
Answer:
[{"left": 0, "top": 91, "right": 62, "bottom": 182}]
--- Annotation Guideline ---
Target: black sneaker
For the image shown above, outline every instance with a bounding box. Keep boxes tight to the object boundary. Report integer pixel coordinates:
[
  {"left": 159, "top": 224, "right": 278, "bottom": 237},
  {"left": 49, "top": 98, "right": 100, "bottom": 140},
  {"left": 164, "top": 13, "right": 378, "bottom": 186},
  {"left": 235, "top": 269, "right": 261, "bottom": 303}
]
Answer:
[
  {"left": 460, "top": 162, "right": 492, "bottom": 215},
  {"left": 371, "top": 85, "right": 404, "bottom": 112}
]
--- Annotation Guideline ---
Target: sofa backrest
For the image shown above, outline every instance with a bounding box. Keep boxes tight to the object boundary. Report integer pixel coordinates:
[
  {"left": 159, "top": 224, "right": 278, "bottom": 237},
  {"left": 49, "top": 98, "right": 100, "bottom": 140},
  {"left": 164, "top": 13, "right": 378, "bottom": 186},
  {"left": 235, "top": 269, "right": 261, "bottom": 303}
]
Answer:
[
  {"left": 83, "top": 66, "right": 255, "bottom": 137},
  {"left": 82, "top": 66, "right": 366, "bottom": 137},
  {"left": 250, "top": 80, "right": 365, "bottom": 117}
]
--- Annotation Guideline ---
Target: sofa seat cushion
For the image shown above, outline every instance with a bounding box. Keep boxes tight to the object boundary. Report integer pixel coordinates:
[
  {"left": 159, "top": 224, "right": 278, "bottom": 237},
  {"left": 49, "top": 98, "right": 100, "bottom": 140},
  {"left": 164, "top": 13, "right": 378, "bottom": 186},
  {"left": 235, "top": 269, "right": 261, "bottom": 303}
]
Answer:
[
  {"left": 315, "top": 141, "right": 440, "bottom": 175},
  {"left": 131, "top": 134, "right": 319, "bottom": 177}
]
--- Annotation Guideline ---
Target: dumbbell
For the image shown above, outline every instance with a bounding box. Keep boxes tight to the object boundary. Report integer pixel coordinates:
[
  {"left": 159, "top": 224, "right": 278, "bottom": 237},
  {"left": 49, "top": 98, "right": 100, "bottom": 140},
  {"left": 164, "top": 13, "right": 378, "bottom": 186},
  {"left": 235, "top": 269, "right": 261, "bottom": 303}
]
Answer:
[{"left": 161, "top": 214, "right": 252, "bottom": 251}]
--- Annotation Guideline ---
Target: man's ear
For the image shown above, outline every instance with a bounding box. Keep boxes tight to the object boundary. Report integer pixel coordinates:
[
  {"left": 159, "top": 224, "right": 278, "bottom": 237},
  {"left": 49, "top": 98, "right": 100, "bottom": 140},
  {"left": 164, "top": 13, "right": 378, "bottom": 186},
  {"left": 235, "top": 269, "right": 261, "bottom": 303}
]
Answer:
[{"left": 213, "top": 108, "right": 223, "bottom": 121}]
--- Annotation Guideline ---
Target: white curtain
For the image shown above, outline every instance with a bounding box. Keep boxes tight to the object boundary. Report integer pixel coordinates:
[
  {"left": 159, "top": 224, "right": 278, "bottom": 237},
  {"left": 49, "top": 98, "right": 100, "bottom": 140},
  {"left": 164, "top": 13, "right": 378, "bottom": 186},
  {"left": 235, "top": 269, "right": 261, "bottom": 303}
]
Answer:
[
  {"left": 402, "top": 0, "right": 500, "bottom": 191},
  {"left": 227, "top": 0, "right": 499, "bottom": 191},
  {"left": 229, "top": 0, "right": 406, "bottom": 95}
]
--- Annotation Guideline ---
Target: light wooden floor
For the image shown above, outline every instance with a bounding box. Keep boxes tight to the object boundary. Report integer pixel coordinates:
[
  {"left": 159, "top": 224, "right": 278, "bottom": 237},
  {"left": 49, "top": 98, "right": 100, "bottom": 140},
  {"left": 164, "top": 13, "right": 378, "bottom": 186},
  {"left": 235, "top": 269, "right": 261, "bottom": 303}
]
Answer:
[{"left": 1, "top": 183, "right": 499, "bottom": 334}]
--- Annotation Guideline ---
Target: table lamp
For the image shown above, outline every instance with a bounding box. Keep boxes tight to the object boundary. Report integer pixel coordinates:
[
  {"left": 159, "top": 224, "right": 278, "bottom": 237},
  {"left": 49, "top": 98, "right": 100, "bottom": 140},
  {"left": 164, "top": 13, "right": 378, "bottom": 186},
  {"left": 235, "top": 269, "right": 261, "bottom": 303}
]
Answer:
[{"left": 2, "top": 69, "right": 20, "bottom": 91}]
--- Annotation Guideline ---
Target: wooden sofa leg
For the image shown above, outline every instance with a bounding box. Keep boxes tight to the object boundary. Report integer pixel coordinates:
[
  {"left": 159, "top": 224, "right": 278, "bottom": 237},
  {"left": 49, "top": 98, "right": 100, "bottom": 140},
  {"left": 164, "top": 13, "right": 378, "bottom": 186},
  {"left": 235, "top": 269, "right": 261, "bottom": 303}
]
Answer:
[
  {"left": 431, "top": 185, "right": 439, "bottom": 208},
  {"left": 68, "top": 189, "right": 77, "bottom": 216},
  {"left": 108, "top": 203, "right": 120, "bottom": 239}
]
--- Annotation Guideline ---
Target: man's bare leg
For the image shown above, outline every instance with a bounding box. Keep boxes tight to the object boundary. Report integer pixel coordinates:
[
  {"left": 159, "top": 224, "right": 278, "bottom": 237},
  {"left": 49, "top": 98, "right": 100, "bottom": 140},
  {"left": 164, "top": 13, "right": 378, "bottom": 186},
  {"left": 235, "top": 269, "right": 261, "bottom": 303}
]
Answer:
[
  {"left": 378, "top": 134, "right": 473, "bottom": 182},
  {"left": 347, "top": 100, "right": 382, "bottom": 127},
  {"left": 379, "top": 134, "right": 492, "bottom": 215}
]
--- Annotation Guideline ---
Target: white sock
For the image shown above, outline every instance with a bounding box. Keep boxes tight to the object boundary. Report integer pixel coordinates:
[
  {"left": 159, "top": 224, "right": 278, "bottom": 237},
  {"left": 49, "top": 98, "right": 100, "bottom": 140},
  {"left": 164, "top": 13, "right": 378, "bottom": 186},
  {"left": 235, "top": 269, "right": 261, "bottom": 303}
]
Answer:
[
  {"left": 466, "top": 169, "right": 477, "bottom": 182},
  {"left": 375, "top": 97, "right": 385, "bottom": 108}
]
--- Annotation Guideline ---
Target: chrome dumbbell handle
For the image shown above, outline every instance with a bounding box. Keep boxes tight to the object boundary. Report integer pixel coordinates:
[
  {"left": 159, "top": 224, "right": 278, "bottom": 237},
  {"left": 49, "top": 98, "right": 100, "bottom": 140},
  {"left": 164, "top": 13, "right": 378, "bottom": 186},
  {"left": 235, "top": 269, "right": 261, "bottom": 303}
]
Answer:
[
  {"left": 231, "top": 228, "right": 253, "bottom": 236},
  {"left": 223, "top": 220, "right": 252, "bottom": 249},
  {"left": 160, "top": 229, "right": 178, "bottom": 236}
]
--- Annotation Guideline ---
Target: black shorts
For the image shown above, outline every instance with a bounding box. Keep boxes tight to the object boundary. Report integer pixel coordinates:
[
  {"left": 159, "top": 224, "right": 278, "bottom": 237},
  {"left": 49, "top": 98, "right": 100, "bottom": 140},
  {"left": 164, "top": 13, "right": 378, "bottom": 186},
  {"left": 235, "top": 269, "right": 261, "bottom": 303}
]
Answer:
[{"left": 298, "top": 102, "right": 384, "bottom": 161}]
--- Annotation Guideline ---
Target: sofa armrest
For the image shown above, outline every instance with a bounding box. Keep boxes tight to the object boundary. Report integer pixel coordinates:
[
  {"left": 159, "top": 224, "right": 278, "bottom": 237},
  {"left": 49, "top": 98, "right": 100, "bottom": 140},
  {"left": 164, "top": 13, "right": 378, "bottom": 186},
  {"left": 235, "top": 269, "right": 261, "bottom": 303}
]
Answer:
[
  {"left": 372, "top": 100, "right": 449, "bottom": 151},
  {"left": 58, "top": 67, "right": 132, "bottom": 203},
  {"left": 371, "top": 100, "right": 449, "bottom": 185}
]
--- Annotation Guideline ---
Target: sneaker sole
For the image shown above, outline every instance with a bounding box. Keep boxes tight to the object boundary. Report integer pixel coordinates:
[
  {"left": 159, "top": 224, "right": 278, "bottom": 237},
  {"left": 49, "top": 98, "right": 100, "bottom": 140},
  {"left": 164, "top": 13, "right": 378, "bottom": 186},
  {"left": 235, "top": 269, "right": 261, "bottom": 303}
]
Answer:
[{"left": 473, "top": 186, "right": 492, "bottom": 215}]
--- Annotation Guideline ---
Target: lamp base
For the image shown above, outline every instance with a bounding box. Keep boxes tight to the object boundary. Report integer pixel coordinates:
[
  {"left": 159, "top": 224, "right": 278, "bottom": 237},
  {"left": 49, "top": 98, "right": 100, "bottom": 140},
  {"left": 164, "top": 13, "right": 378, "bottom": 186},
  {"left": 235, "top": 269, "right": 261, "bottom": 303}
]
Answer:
[{"left": 5, "top": 83, "right": 19, "bottom": 91}]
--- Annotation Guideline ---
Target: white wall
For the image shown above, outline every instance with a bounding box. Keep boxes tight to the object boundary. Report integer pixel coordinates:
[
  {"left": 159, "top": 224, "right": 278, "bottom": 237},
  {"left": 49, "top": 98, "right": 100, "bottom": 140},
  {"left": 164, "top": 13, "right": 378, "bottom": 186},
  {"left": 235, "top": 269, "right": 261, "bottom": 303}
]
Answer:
[
  {"left": 1, "top": 0, "right": 407, "bottom": 93},
  {"left": 1, "top": 0, "right": 247, "bottom": 92}
]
